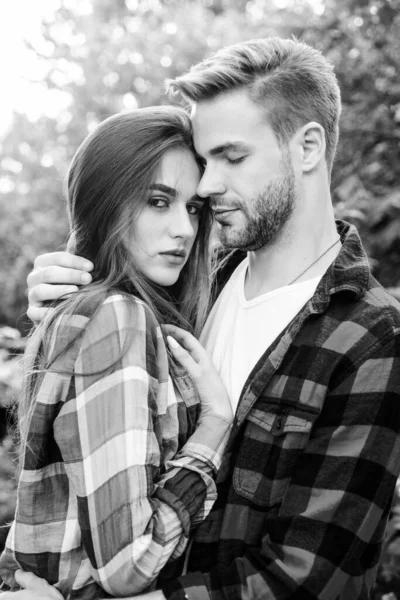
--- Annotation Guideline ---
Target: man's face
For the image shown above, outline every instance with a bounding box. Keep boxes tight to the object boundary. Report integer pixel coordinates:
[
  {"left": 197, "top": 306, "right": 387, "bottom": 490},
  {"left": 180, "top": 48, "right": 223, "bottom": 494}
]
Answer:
[{"left": 191, "top": 89, "right": 297, "bottom": 251}]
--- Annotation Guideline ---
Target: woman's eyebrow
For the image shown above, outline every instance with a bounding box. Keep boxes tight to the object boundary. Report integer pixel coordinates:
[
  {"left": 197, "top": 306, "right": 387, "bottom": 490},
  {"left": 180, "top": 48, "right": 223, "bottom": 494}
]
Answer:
[
  {"left": 150, "top": 184, "right": 205, "bottom": 203},
  {"left": 149, "top": 183, "right": 176, "bottom": 196}
]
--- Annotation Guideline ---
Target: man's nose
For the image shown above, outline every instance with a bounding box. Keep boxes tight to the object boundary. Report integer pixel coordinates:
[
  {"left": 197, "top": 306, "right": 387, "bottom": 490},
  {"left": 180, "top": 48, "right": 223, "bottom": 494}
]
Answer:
[{"left": 197, "top": 164, "right": 226, "bottom": 198}]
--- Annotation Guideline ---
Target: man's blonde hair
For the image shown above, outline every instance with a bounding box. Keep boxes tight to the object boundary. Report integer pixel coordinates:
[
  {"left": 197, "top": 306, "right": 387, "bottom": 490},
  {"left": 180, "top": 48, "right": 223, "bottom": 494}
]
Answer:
[{"left": 167, "top": 37, "right": 342, "bottom": 173}]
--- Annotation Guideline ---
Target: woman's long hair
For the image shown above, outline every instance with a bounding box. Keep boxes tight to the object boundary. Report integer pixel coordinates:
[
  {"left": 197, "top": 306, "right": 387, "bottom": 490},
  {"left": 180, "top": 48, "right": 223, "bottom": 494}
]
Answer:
[{"left": 18, "top": 106, "right": 214, "bottom": 462}]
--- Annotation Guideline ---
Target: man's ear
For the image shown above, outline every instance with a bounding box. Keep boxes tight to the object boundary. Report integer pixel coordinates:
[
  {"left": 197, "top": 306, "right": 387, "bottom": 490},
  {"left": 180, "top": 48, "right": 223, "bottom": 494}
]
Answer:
[{"left": 297, "top": 122, "right": 326, "bottom": 173}]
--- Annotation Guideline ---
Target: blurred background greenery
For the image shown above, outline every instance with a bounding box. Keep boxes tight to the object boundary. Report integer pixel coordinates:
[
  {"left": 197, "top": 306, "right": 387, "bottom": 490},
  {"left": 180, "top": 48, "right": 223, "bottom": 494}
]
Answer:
[
  {"left": 0, "top": 0, "right": 399, "bottom": 597},
  {"left": 0, "top": 0, "right": 400, "bottom": 335}
]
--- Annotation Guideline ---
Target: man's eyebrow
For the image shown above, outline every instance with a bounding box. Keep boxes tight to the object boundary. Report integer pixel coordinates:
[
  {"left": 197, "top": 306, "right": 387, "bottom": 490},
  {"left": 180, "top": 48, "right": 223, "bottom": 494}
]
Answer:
[{"left": 209, "top": 142, "right": 249, "bottom": 157}]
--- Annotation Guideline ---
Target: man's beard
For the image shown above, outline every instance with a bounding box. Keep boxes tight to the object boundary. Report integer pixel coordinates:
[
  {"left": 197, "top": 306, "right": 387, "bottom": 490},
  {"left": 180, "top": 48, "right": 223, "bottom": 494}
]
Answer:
[{"left": 216, "top": 153, "right": 296, "bottom": 251}]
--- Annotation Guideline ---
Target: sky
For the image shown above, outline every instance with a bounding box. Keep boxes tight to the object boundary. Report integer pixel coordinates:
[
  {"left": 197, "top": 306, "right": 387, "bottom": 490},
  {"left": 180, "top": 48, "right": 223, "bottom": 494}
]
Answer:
[
  {"left": 0, "top": 0, "right": 58, "bottom": 134},
  {"left": 0, "top": 0, "right": 326, "bottom": 136}
]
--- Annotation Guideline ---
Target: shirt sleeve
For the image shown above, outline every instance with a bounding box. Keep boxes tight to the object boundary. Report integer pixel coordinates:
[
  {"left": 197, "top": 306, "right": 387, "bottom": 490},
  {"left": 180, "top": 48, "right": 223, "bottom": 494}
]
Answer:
[
  {"left": 54, "top": 294, "right": 230, "bottom": 597},
  {"left": 162, "top": 332, "right": 400, "bottom": 600}
]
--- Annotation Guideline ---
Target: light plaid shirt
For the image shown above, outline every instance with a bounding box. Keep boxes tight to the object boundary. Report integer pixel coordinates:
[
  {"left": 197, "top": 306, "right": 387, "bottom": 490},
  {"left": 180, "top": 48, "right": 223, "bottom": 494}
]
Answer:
[{"left": 0, "top": 294, "right": 230, "bottom": 599}]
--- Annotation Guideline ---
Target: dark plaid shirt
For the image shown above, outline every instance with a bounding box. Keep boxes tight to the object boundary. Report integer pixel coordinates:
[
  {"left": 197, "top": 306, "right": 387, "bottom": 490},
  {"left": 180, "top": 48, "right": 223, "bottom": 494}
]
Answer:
[{"left": 163, "top": 221, "right": 400, "bottom": 600}]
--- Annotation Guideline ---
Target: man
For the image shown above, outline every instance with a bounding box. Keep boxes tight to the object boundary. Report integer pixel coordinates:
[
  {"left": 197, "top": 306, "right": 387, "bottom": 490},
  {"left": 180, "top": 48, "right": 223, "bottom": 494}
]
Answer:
[{"left": 8, "top": 37, "right": 400, "bottom": 599}]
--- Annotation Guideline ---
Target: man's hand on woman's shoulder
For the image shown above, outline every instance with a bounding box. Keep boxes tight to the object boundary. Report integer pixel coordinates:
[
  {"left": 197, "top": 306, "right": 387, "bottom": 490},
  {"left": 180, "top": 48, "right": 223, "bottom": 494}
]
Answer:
[{"left": 27, "top": 251, "right": 93, "bottom": 322}]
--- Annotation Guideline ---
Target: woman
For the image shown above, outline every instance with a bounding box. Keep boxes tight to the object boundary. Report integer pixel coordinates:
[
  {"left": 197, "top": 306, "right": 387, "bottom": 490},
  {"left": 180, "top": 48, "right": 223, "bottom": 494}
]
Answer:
[{"left": 0, "top": 107, "right": 232, "bottom": 599}]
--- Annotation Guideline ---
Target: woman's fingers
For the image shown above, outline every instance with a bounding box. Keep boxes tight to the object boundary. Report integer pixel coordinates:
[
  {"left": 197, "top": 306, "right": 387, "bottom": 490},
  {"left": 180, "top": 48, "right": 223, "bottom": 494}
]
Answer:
[
  {"left": 163, "top": 325, "right": 203, "bottom": 363},
  {"left": 167, "top": 336, "right": 200, "bottom": 375},
  {"left": 163, "top": 324, "right": 193, "bottom": 338},
  {"left": 14, "top": 570, "right": 63, "bottom": 599},
  {"left": 165, "top": 330, "right": 232, "bottom": 422},
  {"left": 15, "top": 569, "right": 47, "bottom": 589},
  {"left": 14, "top": 569, "right": 44, "bottom": 590}
]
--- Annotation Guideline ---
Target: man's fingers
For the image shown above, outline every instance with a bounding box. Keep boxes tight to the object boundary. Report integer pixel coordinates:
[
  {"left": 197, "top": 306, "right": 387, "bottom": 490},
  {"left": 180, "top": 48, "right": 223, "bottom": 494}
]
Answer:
[
  {"left": 28, "top": 252, "right": 93, "bottom": 290},
  {"left": 27, "top": 282, "right": 78, "bottom": 323},
  {"left": 28, "top": 284, "right": 79, "bottom": 305},
  {"left": 33, "top": 252, "right": 93, "bottom": 272},
  {"left": 27, "top": 306, "right": 55, "bottom": 323},
  {"left": 28, "top": 265, "right": 92, "bottom": 288}
]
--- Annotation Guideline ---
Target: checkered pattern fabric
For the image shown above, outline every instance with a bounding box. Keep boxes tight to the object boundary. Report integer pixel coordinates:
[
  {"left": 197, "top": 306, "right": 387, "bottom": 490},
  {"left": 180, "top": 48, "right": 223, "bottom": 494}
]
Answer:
[
  {"left": 162, "top": 221, "right": 400, "bottom": 600},
  {"left": 0, "top": 294, "right": 230, "bottom": 599}
]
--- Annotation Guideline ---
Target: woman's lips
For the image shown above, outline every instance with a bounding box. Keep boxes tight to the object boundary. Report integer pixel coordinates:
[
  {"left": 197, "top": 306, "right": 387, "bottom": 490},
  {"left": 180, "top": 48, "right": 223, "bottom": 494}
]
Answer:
[{"left": 159, "top": 251, "right": 186, "bottom": 265}]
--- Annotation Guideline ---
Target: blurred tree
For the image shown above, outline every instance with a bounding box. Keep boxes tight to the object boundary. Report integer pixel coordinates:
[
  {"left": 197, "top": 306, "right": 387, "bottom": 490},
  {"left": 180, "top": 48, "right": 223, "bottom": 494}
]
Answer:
[
  {"left": 0, "top": 0, "right": 399, "bottom": 335},
  {"left": 0, "top": 0, "right": 294, "bottom": 332},
  {"left": 305, "top": 0, "right": 400, "bottom": 290}
]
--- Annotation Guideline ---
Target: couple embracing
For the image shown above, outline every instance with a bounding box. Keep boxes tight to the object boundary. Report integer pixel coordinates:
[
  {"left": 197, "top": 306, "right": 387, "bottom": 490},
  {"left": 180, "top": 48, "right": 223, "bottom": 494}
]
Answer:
[{"left": 1, "top": 37, "right": 400, "bottom": 600}]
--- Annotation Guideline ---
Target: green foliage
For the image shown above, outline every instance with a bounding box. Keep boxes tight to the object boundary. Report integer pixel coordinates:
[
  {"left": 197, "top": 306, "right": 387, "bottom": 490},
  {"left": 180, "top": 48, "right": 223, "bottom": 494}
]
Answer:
[
  {"left": 1, "top": 0, "right": 399, "bottom": 335},
  {"left": 0, "top": 436, "right": 17, "bottom": 552},
  {"left": 303, "top": 0, "right": 400, "bottom": 288}
]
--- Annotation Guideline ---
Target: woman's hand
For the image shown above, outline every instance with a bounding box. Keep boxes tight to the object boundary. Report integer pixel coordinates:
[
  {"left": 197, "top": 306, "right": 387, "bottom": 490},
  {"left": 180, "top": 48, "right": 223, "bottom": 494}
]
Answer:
[
  {"left": 164, "top": 325, "right": 233, "bottom": 422},
  {"left": 0, "top": 570, "right": 63, "bottom": 600}
]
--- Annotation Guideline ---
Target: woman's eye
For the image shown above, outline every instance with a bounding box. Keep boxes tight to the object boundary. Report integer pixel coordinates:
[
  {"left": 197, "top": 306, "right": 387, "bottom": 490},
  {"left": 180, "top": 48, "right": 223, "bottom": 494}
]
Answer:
[
  {"left": 187, "top": 204, "right": 203, "bottom": 216},
  {"left": 149, "top": 197, "right": 169, "bottom": 208}
]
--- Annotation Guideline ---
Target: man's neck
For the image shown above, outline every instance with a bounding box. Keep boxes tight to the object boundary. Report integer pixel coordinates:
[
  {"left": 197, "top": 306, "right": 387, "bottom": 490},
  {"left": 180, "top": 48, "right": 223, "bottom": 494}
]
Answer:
[{"left": 244, "top": 206, "right": 340, "bottom": 301}]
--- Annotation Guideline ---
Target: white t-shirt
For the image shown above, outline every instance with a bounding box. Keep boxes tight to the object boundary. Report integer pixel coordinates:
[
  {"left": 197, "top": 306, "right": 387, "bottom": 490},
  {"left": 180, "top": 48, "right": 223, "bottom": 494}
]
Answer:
[{"left": 200, "top": 257, "right": 321, "bottom": 411}]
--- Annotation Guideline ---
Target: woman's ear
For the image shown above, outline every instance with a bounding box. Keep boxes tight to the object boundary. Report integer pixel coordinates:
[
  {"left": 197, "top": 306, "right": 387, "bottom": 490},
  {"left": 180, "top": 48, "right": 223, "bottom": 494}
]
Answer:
[{"left": 298, "top": 121, "right": 326, "bottom": 174}]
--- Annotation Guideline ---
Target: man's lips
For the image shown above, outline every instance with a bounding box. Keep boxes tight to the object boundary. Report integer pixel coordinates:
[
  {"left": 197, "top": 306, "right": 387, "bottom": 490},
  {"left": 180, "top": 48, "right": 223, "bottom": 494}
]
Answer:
[
  {"left": 212, "top": 207, "right": 239, "bottom": 221},
  {"left": 212, "top": 207, "right": 239, "bottom": 214}
]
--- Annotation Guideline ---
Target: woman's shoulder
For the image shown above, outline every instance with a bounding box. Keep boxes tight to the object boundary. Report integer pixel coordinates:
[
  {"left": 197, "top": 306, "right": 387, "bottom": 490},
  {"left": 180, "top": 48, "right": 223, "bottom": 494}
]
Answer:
[
  {"left": 79, "top": 292, "right": 161, "bottom": 355},
  {"left": 54, "top": 291, "right": 157, "bottom": 329},
  {"left": 89, "top": 292, "right": 159, "bottom": 332},
  {"left": 72, "top": 292, "right": 165, "bottom": 379},
  {"left": 47, "top": 292, "right": 160, "bottom": 367}
]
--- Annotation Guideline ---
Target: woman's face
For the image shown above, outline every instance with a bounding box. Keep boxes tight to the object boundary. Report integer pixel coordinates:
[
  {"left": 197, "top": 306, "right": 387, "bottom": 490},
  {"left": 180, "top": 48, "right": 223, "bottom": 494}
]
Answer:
[{"left": 129, "top": 147, "right": 205, "bottom": 286}]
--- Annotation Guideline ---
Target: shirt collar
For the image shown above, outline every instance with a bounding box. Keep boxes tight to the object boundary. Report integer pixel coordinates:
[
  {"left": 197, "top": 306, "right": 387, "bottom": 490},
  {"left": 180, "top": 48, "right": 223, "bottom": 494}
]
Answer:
[
  {"left": 312, "top": 219, "right": 371, "bottom": 310},
  {"left": 214, "top": 220, "right": 371, "bottom": 306}
]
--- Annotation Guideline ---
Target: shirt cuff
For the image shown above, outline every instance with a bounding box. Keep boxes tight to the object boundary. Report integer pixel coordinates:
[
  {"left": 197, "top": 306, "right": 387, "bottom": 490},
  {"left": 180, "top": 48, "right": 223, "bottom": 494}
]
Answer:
[{"left": 175, "top": 414, "right": 233, "bottom": 474}]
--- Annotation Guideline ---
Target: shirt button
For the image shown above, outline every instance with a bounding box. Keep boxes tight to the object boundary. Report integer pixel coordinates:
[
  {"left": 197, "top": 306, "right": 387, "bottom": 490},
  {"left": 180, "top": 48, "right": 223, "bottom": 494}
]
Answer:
[{"left": 276, "top": 419, "right": 282, "bottom": 430}]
